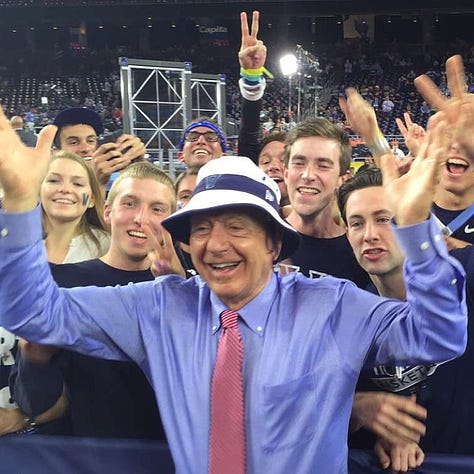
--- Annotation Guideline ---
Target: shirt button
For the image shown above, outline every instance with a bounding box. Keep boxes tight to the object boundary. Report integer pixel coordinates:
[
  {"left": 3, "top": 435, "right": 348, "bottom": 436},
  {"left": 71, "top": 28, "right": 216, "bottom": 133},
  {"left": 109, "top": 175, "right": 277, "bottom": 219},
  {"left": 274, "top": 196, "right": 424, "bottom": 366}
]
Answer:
[
  {"left": 256, "top": 326, "right": 263, "bottom": 332},
  {"left": 212, "top": 325, "right": 218, "bottom": 331},
  {"left": 451, "top": 278, "right": 457, "bottom": 285},
  {"left": 420, "top": 241, "right": 430, "bottom": 251},
  {"left": 0, "top": 228, "right": 8, "bottom": 238},
  {"left": 434, "top": 234, "right": 441, "bottom": 242}
]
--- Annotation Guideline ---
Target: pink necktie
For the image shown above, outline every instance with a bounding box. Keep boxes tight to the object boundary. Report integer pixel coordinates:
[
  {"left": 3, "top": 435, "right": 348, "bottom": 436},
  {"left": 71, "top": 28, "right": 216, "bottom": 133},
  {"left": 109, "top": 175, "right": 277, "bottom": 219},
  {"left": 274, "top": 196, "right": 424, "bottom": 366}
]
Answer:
[{"left": 209, "top": 310, "right": 246, "bottom": 474}]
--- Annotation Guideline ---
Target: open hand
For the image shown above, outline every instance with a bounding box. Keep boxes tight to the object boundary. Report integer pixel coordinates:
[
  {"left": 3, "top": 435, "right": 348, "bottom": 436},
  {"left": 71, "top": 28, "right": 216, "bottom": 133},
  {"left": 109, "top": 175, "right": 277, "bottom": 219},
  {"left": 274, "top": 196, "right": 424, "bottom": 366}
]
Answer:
[
  {"left": 0, "top": 105, "right": 56, "bottom": 211},
  {"left": 351, "top": 392, "right": 426, "bottom": 445},
  {"left": 379, "top": 118, "right": 449, "bottom": 226}
]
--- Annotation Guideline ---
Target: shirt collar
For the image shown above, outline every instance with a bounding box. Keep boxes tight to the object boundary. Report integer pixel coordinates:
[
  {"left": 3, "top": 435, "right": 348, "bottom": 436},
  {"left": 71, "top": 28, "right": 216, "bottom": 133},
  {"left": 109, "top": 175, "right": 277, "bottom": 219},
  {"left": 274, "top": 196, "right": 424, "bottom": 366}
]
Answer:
[{"left": 209, "top": 272, "right": 278, "bottom": 337}]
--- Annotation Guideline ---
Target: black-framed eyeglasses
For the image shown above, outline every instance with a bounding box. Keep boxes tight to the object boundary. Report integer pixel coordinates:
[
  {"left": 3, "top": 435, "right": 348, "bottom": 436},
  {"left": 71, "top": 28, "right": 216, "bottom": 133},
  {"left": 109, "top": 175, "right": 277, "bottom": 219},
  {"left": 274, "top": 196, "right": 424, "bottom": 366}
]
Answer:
[{"left": 184, "top": 131, "right": 219, "bottom": 143}]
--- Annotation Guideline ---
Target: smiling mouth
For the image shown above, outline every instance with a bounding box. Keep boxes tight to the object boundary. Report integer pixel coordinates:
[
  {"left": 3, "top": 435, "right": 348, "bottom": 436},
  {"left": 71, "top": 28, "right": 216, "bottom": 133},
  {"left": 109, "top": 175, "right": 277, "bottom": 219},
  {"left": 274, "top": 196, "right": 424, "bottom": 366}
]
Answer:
[
  {"left": 297, "top": 186, "right": 319, "bottom": 195},
  {"left": 193, "top": 148, "right": 210, "bottom": 156},
  {"left": 209, "top": 262, "right": 239, "bottom": 271},
  {"left": 53, "top": 198, "right": 76, "bottom": 204},
  {"left": 128, "top": 230, "right": 147, "bottom": 239},
  {"left": 446, "top": 158, "right": 469, "bottom": 174}
]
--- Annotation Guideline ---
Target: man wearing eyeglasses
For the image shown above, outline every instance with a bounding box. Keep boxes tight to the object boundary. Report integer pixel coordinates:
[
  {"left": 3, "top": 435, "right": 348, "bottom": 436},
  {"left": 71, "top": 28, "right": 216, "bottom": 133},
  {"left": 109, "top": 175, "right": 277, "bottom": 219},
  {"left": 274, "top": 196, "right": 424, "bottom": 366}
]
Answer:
[{"left": 177, "top": 118, "right": 227, "bottom": 169}]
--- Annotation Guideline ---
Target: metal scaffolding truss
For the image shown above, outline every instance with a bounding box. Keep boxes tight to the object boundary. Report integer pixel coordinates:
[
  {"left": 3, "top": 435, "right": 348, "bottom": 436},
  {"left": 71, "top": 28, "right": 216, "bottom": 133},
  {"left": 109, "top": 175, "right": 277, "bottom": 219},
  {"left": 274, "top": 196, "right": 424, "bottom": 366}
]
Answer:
[
  {"left": 190, "top": 72, "right": 227, "bottom": 125},
  {"left": 119, "top": 57, "right": 226, "bottom": 177}
]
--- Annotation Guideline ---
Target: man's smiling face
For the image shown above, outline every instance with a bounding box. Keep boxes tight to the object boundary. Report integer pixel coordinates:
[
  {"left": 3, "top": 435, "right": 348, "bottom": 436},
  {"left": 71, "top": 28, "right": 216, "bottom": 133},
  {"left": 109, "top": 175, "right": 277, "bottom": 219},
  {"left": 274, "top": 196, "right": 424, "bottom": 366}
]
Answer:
[
  {"left": 189, "top": 210, "right": 278, "bottom": 310},
  {"left": 439, "top": 141, "right": 474, "bottom": 197},
  {"left": 178, "top": 126, "right": 223, "bottom": 168}
]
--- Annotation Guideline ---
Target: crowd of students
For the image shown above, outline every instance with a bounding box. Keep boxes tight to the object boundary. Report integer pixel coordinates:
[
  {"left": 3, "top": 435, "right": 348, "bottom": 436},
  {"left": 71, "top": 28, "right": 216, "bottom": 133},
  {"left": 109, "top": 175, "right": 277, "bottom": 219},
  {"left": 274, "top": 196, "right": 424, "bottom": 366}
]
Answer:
[{"left": 0, "top": 10, "right": 474, "bottom": 474}]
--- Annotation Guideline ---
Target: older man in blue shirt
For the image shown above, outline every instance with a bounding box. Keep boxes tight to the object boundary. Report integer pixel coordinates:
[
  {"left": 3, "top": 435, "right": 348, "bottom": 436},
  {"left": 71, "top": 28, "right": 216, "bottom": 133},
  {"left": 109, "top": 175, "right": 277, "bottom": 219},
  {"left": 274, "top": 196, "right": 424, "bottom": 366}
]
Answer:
[{"left": 0, "top": 97, "right": 468, "bottom": 474}]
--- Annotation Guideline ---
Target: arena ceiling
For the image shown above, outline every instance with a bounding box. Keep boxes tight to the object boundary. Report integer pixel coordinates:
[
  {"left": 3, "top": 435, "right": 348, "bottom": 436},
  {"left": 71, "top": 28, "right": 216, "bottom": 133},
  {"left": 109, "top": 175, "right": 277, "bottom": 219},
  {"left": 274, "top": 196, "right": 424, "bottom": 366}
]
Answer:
[{"left": 0, "top": 0, "right": 473, "bottom": 18}]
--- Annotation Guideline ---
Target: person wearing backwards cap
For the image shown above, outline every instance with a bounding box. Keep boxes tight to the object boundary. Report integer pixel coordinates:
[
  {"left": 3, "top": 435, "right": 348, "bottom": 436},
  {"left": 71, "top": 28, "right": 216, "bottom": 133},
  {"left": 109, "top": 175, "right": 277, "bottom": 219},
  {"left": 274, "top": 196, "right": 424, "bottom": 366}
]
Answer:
[
  {"left": 0, "top": 102, "right": 468, "bottom": 473},
  {"left": 177, "top": 117, "right": 227, "bottom": 169},
  {"left": 53, "top": 107, "right": 146, "bottom": 195}
]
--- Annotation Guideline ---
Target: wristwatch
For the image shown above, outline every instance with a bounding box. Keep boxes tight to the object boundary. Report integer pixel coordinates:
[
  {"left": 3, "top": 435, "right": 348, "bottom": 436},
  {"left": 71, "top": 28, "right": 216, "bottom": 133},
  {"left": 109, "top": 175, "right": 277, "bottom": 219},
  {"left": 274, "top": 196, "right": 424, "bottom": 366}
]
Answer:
[{"left": 17, "top": 416, "right": 38, "bottom": 434}]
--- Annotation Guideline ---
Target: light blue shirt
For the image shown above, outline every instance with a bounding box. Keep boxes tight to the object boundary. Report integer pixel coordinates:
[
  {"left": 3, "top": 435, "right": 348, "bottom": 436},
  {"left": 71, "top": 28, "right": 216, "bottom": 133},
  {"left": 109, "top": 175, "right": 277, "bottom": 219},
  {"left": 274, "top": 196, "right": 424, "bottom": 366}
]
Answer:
[{"left": 0, "top": 207, "right": 467, "bottom": 473}]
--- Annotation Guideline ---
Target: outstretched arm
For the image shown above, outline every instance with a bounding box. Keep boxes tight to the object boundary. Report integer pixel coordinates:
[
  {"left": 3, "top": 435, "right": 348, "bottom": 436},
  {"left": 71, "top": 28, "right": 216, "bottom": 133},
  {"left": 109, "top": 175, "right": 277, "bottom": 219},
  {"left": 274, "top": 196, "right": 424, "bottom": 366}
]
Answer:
[
  {"left": 238, "top": 11, "right": 267, "bottom": 163},
  {"left": 340, "top": 84, "right": 449, "bottom": 225}
]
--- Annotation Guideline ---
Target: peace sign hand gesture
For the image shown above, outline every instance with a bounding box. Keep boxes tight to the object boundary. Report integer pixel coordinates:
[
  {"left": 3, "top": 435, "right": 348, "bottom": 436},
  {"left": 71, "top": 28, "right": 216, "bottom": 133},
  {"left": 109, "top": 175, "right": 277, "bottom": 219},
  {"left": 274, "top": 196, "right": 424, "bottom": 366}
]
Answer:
[
  {"left": 396, "top": 112, "right": 426, "bottom": 158},
  {"left": 381, "top": 118, "right": 449, "bottom": 226},
  {"left": 415, "top": 55, "right": 474, "bottom": 160},
  {"left": 143, "top": 222, "right": 186, "bottom": 278},
  {"left": 238, "top": 11, "right": 267, "bottom": 70}
]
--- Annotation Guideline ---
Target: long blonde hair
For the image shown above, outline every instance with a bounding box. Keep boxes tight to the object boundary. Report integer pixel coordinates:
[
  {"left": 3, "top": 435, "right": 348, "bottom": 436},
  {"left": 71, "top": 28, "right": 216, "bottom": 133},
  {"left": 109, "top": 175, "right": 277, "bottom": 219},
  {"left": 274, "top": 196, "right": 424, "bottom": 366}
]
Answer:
[{"left": 42, "top": 151, "right": 108, "bottom": 254}]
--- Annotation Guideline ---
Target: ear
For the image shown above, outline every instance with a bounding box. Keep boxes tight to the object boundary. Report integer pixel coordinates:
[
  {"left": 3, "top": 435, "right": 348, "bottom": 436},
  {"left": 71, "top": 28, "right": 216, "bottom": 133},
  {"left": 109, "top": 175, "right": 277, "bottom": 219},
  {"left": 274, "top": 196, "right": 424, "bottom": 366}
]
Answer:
[
  {"left": 177, "top": 151, "right": 185, "bottom": 163},
  {"left": 266, "top": 231, "right": 283, "bottom": 262},
  {"left": 272, "top": 241, "right": 283, "bottom": 261},
  {"left": 103, "top": 203, "right": 112, "bottom": 225},
  {"left": 87, "top": 196, "right": 95, "bottom": 208}
]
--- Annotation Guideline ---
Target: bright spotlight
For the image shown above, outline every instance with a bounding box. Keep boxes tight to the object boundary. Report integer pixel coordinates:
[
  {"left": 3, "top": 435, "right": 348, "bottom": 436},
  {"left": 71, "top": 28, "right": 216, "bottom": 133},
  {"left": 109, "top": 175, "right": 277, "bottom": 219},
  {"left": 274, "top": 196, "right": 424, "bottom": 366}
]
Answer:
[{"left": 280, "top": 54, "right": 298, "bottom": 76}]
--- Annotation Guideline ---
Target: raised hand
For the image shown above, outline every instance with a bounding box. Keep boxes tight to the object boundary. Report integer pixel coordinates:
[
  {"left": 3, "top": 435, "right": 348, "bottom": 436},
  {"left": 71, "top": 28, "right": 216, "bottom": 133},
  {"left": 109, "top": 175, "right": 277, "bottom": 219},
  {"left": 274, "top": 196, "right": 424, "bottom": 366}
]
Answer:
[
  {"left": 415, "top": 55, "right": 474, "bottom": 159},
  {"left": 380, "top": 118, "right": 449, "bottom": 226},
  {"left": 339, "top": 88, "right": 380, "bottom": 142},
  {"left": 339, "top": 88, "right": 390, "bottom": 159},
  {"left": 91, "top": 134, "right": 146, "bottom": 188},
  {"left": 143, "top": 222, "right": 186, "bottom": 278},
  {"left": 238, "top": 11, "right": 267, "bottom": 70},
  {"left": 0, "top": 105, "right": 56, "bottom": 211},
  {"left": 396, "top": 112, "right": 426, "bottom": 158}
]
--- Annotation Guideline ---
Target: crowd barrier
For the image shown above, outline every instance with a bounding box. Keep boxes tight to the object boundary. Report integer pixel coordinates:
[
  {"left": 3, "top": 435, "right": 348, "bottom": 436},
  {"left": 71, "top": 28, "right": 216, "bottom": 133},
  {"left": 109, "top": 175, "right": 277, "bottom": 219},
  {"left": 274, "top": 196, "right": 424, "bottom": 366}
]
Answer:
[
  {"left": 1, "top": 435, "right": 474, "bottom": 473},
  {"left": 0, "top": 434, "right": 174, "bottom": 474}
]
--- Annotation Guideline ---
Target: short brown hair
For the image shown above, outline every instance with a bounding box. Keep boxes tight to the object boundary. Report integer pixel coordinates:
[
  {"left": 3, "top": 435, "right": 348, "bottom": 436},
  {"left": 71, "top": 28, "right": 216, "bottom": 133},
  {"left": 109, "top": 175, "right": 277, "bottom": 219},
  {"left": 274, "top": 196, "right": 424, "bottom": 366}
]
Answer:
[
  {"left": 284, "top": 117, "right": 352, "bottom": 175},
  {"left": 107, "top": 162, "right": 176, "bottom": 212},
  {"left": 259, "top": 131, "right": 286, "bottom": 159}
]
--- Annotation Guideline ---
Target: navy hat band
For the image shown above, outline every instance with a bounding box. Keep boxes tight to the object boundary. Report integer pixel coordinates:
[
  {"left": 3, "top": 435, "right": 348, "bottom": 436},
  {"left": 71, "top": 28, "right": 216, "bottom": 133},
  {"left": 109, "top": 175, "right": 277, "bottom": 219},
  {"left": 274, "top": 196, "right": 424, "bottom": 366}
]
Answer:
[{"left": 194, "top": 174, "right": 279, "bottom": 213}]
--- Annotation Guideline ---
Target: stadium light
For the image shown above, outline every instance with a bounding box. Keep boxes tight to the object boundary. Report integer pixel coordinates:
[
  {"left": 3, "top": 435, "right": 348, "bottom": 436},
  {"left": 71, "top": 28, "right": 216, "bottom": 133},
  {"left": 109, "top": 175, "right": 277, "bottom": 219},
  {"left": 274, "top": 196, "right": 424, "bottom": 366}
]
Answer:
[
  {"left": 279, "top": 54, "right": 298, "bottom": 118},
  {"left": 279, "top": 54, "right": 297, "bottom": 77}
]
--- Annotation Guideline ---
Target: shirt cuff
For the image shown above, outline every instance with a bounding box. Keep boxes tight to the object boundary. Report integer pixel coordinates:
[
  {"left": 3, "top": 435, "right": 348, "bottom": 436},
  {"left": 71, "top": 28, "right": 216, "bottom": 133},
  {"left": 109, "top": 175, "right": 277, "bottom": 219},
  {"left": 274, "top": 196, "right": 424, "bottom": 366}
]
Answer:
[
  {"left": 391, "top": 214, "right": 446, "bottom": 264},
  {"left": 239, "top": 78, "right": 266, "bottom": 101},
  {"left": 0, "top": 205, "right": 43, "bottom": 249}
]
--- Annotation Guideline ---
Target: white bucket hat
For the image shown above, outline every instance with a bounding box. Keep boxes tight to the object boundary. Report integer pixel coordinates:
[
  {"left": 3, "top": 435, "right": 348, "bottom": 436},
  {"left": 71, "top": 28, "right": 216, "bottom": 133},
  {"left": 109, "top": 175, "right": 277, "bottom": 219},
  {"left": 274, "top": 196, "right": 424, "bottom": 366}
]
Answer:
[{"left": 162, "top": 156, "right": 300, "bottom": 261}]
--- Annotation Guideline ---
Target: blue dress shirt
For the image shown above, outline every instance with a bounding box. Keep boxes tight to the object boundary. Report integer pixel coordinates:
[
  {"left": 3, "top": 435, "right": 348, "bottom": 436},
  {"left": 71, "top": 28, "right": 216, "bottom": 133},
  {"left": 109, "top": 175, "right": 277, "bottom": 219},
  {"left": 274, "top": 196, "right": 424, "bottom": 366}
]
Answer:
[{"left": 0, "top": 206, "right": 467, "bottom": 473}]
